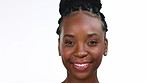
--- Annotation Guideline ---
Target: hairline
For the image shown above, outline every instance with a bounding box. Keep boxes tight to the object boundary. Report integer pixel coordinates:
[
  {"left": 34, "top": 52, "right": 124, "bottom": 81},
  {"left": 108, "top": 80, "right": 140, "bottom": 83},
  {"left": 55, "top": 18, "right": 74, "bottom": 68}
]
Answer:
[{"left": 59, "top": 10, "right": 106, "bottom": 37}]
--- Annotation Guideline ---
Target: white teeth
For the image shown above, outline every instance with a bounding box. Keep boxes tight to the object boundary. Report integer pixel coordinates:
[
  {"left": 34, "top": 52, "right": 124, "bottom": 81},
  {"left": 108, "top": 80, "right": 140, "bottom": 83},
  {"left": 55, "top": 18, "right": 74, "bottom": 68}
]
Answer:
[{"left": 74, "top": 64, "right": 87, "bottom": 67}]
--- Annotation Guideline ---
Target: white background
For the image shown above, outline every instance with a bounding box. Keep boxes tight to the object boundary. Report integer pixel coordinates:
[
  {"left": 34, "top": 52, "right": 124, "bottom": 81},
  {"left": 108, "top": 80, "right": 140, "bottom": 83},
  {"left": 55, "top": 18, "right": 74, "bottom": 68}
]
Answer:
[{"left": 0, "top": 0, "right": 148, "bottom": 83}]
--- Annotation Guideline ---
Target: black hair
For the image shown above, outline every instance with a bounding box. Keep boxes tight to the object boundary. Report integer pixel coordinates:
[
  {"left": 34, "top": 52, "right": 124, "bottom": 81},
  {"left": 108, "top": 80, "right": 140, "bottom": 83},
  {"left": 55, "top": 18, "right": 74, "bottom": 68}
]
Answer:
[{"left": 56, "top": 0, "right": 108, "bottom": 36}]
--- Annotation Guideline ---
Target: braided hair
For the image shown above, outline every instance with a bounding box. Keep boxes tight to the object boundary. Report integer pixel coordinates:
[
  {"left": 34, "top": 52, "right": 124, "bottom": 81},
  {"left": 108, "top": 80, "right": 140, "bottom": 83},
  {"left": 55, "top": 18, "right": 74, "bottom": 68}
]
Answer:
[{"left": 56, "top": 0, "right": 108, "bottom": 36}]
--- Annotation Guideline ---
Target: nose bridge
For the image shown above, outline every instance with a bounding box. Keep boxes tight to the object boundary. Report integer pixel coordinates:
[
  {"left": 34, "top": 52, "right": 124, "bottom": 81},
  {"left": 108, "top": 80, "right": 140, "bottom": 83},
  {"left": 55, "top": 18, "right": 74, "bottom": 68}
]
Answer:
[{"left": 74, "top": 42, "right": 88, "bottom": 57}]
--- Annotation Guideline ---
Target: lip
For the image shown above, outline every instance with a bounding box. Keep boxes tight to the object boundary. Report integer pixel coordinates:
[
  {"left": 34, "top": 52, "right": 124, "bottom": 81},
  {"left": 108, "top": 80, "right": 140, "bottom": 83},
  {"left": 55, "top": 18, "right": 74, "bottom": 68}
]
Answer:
[{"left": 71, "top": 62, "right": 92, "bottom": 71}]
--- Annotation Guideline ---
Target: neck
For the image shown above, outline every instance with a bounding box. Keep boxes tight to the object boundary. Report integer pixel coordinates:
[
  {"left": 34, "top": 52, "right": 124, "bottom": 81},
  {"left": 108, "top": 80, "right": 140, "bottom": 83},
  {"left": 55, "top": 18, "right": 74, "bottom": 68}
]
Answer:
[{"left": 62, "top": 72, "right": 99, "bottom": 83}]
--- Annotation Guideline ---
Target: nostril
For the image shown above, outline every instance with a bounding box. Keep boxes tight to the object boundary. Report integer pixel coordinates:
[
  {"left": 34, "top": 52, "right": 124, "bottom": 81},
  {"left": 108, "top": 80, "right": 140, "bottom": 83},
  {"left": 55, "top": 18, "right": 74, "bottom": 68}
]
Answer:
[
  {"left": 74, "top": 50, "right": 88, "bottom": 58},
  {"left": 74, "top": 43, "right": 88, "bottom": 58}
]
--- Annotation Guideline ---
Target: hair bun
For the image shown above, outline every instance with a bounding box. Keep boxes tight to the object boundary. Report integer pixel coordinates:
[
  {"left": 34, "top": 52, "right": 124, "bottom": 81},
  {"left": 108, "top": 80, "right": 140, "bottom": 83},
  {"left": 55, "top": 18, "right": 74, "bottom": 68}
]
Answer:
[
  {"left": 57, "top": 0, "right": 108, "bottom": 35},
  {"left": 59, "top": 0, "right": 102, "bottom": 16}
]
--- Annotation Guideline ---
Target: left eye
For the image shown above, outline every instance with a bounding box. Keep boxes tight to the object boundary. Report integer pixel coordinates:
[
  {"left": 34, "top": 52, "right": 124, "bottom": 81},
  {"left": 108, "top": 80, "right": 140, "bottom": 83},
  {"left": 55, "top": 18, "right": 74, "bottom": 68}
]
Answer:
[{"left": 87, "top": 41, "right": 98, "bottom": 46}]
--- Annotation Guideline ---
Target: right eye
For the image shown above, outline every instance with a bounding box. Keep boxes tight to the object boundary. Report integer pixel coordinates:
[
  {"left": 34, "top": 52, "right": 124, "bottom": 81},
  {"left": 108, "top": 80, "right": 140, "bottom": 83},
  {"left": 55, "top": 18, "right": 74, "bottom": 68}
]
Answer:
[{"left": 64, "top": 40, "right": 75, "bottom": 47}]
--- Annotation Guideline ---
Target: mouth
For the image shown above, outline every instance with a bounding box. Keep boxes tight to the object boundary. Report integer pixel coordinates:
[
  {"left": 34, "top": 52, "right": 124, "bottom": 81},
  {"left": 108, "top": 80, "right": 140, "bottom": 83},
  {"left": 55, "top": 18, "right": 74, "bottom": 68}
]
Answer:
[{"left": 71, "top": 62, "right": 92, "bottom": 71}]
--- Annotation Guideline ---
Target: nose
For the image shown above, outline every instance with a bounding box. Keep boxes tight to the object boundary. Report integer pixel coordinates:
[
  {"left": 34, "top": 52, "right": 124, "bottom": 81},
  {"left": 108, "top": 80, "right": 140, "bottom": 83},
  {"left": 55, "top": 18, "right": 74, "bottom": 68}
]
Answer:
[{"left": 74, "top": 43, "right": 88, "bottom": 58}]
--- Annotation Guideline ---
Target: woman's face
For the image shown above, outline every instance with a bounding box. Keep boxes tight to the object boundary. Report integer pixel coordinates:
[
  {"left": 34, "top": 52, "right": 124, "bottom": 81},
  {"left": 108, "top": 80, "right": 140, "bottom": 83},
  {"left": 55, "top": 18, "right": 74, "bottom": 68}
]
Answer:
[{"left": 59, "top": 12, "right": 108, "bottom": 80}]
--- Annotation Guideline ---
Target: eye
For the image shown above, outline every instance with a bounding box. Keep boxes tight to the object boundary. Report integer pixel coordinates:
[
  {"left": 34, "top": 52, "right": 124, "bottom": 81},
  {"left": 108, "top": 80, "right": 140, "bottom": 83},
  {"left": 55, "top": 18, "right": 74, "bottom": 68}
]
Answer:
[
  {"left": 64, "top": 40, "right": 75, "bottom": 47},
  {"left": 87, "top": 40, "right": 98, "bottom": 46}
]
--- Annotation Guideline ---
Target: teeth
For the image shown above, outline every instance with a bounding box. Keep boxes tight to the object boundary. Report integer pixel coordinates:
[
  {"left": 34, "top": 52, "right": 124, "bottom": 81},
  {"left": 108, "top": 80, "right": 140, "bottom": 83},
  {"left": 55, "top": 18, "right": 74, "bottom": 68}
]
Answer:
[{"left": 74, "top": 64, "right": 87, "bottom": 67}]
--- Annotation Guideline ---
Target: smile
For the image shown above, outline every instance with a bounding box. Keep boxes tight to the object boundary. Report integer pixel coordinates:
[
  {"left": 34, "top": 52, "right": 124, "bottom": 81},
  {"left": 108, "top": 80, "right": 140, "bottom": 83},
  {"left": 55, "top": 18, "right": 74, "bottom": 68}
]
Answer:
[
  {"left": 72, "top": 63, "right": 91, "bottom": 71},
  {"left": 74, "top": 63, "right": 88, "bottom": 67}
]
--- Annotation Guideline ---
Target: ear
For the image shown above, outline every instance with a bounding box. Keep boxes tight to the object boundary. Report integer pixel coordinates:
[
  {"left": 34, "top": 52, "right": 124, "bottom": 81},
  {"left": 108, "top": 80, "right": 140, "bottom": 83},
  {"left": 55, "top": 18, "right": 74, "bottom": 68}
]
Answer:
[
  {"left": 58, "top": 38, "right": 61, "bottom": 56},
  {"left": 104, "top": 38, "right": 108, "bottom": 56}
]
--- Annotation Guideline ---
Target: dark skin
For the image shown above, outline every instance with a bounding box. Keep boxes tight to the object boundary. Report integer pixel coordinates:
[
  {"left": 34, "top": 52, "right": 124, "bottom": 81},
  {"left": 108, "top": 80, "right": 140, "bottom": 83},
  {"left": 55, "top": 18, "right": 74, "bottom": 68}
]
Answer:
[{"left": 59, "top": 11, "right": 108, "bottom": 83}]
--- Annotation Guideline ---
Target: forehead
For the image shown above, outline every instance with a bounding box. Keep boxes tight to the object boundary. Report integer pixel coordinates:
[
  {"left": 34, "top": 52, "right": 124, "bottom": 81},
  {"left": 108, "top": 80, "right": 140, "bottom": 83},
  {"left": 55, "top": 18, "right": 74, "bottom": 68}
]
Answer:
[{"left": 61, "top": 12, "right": 104, "bottom": 37}]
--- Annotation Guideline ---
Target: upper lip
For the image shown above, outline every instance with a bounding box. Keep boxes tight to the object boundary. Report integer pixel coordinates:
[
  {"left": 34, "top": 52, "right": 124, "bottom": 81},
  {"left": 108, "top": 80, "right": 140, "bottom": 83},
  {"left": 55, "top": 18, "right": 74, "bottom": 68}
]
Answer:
[{"left": 70, "top": 61, "right": 92, "bottom": 64}]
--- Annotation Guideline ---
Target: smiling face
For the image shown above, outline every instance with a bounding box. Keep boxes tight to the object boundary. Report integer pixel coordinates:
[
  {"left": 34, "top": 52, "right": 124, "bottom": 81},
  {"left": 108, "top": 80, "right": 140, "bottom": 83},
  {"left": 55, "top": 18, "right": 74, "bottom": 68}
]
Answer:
[{"left": 59, "top": 11, "right": 108, "bottom": 81}]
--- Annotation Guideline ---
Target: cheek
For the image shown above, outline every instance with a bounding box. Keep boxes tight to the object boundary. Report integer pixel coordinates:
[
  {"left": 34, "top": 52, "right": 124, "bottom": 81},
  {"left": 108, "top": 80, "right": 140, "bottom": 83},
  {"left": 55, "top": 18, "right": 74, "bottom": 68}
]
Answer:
[
  {"left": 89, "top": 47, "right": 104, "bottom": 69},
  {"left": 60, "top": 46, "right": 75, "bottom": 69},
  {"left": 60, "top": 46, "right": 74, "bottom": 61},
  {"left": 89, "top": 46, "right": 104, "bottom": 60}
]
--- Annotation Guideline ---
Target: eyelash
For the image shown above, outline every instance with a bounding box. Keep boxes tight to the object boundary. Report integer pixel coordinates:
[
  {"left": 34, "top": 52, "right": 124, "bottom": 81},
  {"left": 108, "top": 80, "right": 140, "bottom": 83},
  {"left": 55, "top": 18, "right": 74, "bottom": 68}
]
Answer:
[
  {"left": 87, "top": 40, "right": 98, "bottom": 46},
  {"left": 64, "top": 40, "right": 75, "bottom": 47},
  {"left": 64, "top": 40, "right": 98, "bottom": 47}
]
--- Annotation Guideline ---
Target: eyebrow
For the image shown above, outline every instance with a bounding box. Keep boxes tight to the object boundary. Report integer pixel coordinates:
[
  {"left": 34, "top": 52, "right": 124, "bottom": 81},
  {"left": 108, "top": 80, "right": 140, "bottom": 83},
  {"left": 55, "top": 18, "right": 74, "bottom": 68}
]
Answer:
[
  {"left": 63, "top": 33, "right": 100, "bottom": 38},
  {"left": 87, "top": 33, "right": 100, "bottom": 37},
  {"left": 63, "top": 34, "right": 75, "bottom": 38}
]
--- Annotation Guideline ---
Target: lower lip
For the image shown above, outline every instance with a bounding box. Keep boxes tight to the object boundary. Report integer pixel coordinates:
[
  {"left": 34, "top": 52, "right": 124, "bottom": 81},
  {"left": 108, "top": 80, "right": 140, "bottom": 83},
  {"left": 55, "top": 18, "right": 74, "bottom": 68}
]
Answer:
[{"left": 72, "top": 63, "right": 91, "bottom": 71}]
